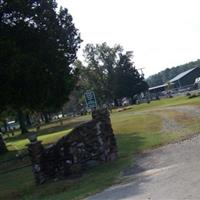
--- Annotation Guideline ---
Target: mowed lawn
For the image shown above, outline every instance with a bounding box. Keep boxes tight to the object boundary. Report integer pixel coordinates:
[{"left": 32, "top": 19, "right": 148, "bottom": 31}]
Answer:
[{"left": 0, "top": 96, "right": 200, "bottom": 200}]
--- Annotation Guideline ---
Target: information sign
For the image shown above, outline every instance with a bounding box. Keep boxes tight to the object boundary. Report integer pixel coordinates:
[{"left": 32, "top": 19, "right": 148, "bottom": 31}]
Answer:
[{"left": 84, "top": 90, "right": 97, "bottom": 109}]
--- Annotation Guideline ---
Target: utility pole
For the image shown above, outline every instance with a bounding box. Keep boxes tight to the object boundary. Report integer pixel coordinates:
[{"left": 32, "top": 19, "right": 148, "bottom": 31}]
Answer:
[{"left": 137, "top": 67, "right": 145, "bottom": 78}]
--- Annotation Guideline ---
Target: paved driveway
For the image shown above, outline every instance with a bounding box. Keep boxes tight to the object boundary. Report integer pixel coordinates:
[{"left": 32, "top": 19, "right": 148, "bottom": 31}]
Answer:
[{"left": 87, "top": 129, "right": 200, "bottom": 200}]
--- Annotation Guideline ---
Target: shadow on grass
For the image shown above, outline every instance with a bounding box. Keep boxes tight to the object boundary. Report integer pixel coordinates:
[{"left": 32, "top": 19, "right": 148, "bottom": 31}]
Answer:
[
  {"left": 0, "top": 133, "right": 148, "bottom": 200},
  {"left": 0, "top": 150, "right": 19, "bottom": 163},
  {"left": 116, "top": 132, "right": 146, "bottom": 156},
  {"left": 5, "top": 120, "right": 87, "bottom": 143},
  {"left": 37, "top": 120, "right": 86, "bottom": 136}
]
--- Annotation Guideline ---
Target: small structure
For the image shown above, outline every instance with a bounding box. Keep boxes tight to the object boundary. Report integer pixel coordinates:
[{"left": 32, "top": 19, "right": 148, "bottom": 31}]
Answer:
[
  {"left": 169, "top": 67, "right": 200, "bottom": 89},
  {"left": 28, "top": 109, "right": 118, "bottom": 184},
  {"left": 149, "top": 67, "right": 200, "bottom": 98},
  {"left": 149, "top": 84, "right": 168, "bottom": 96},
  {"left": 194, "top": 77, "right": 200, "bottom": 89}
]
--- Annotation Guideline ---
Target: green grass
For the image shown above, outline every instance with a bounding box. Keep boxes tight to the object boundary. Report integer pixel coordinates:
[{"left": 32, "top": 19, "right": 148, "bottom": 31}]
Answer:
[
  {"left": 1, "top": 95, "right": 200, "bottom": 200},
  {"left": 7, "top": 129, "right": 72, "bottom": 151}
]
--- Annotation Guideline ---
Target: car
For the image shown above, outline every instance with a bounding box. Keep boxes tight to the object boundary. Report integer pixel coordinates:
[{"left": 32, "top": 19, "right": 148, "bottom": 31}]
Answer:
[{"left": 7, "top": 121, "right": 20, "bottom": 130}]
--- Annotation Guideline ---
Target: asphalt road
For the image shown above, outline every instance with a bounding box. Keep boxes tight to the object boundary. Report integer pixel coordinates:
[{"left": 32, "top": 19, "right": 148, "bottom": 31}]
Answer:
[{"left": 87, "top": 134, "right": 200, "bottom": 200}]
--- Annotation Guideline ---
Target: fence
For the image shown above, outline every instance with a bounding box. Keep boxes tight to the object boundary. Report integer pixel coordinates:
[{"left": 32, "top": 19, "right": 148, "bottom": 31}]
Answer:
[{"left": 0, "top": 152, "right": 31, "bottom": 176}]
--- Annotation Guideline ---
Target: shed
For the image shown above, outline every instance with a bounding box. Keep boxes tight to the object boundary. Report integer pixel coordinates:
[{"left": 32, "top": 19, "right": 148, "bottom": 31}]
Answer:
[
  {"left": 169, "top": 67, "right": 200, "bottom": 89},
  {"left": 149, "top": 84, "right": 168, "bottom": 93}
]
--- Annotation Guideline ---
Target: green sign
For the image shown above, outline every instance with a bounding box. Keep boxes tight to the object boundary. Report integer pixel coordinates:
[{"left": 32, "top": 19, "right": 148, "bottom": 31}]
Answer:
[{"left": 84, "top": 90, "right": 97, "bottom": 109}]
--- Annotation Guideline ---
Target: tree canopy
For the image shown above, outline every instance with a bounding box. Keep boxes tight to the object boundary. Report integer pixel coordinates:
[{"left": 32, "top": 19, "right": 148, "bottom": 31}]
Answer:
[
  {"left": 72, "top": 43, "right": 148, "bottom": 107},
  {"left": 113, "top": 51, "right": 148, "bottom": 99},
  {"left": 83, "top": 43, "right": 122, "bottom": 104},
  {"left": 0, "top": 0, "right": 82, "bottom": 114}
]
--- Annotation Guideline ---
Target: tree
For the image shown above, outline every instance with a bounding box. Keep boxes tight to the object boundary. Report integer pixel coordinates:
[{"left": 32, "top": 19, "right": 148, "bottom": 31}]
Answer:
[
  {"left": 83, "top": 43, "right": 123, "bottom": 104},
  {"left": 113, "top": 51, "right": 148, "bottom": 100},
  {"left": 0, "top": 0, "right": 82, "bottom": 133},
  {"left": 82, "top": 43, "right": 148, "bottom": 106},
  {"left": 0, "top": 110, "right": 14, "bottom": 154},
  {"left": 62, "top": 60, "right": 95, "bottom": 114}
]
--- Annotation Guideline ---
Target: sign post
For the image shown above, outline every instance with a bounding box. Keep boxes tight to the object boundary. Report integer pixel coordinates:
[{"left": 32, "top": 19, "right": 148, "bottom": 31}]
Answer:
[{"left": 84, "top": 90, "right": 97, "bottom": 110}]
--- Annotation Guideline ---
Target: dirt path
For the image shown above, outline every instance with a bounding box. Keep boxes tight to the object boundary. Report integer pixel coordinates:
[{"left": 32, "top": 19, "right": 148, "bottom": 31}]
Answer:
[
  {"left": 160, "top": 105, "right": 200, "bottom": 134},
  {"left": 134, "top": 105, "right": 200, "bottom": 134},
  {"left": 174, "top": 105, "right": 200, "bottom": 118},
  {"left": 161, "top": 113, "right": 186, "bottom": 133},
  {"left": 87, "top": 105, "right": 200, "bottom": 200}
]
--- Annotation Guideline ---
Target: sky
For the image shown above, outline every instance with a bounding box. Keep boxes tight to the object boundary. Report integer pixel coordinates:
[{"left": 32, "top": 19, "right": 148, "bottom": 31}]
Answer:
[{"left": 57, "top": 0, "right": 200, "bottom": 77}]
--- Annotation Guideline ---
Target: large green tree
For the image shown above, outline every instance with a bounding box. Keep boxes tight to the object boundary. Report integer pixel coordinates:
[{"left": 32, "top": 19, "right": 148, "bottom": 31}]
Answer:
[
  {"left": 0, "top": 0, "right": 81, "bottom": 133},
  {"left": 113, "top": 51, "right": 148, "bottom": 100},
  {"left": 81, "top": 43, "right": 148, "bottom": 106},
  {"left": 83, "top": 43, "right": 123, "bottom": 104}
]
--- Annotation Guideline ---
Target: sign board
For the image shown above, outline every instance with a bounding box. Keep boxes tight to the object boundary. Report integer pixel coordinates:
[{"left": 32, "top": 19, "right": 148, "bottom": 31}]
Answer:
[{"left": 84, "top": 90, "right": 97, "bottom": 109}]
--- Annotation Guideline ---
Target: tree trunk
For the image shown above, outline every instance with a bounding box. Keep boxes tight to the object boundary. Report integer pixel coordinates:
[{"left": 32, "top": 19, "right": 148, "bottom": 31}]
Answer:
[
  {"left": 130, "top": 96, "right": 136, "bottom": 105},
  {"left": 0, "top": 134, "right": 8, "bottom": 154},
  {"left": 43, "top": 112, "right": 50, "bottom": 123},
  {"left": 3, "top": 120, "right": 8, "bottom": 132},
  {"left": 114, "top": 99, "right": 118, "bottom": 107},
  {"left": 18, "top": 110, "right": 28, "bottom": 134},
  {"left": 40, "top": 113, "right": 45, "bottom": 122},
  {"left": 26, "top": 113, "right": 32, "bottom": 127},
  {"left": 61, "top": 109, "right": 64, "bottom": 118}
]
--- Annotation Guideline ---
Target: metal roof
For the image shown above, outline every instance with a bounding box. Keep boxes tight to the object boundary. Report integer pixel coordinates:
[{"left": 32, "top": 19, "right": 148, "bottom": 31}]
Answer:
[
  {"left": 169, "top": 68, "right": 196, "bottom": 83},
  {"left": 149, "top": 84, "right": 167, "bottom": 90},
  {"left": 149, "top": 67, "right": 200, "bottom": 91}
]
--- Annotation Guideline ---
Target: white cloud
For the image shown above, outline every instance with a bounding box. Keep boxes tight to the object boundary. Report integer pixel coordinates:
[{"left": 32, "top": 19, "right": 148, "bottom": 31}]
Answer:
[{"left": 57, "top": 0, "right": 200, "bottom": 77}]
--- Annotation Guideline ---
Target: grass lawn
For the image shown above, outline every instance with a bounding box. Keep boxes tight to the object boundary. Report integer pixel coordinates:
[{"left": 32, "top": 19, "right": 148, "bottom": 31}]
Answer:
[{"left": 0, "top": 96, "right": 200, "bottom": 200}]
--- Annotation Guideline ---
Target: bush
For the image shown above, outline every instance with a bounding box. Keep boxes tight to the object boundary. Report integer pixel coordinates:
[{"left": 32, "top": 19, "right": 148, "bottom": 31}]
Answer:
[
  {"left": 186, "top": 92, "right": 191, "bottom": 96},
  {"left": 188, "top": 94, "right": 198, "bottom": 99}
]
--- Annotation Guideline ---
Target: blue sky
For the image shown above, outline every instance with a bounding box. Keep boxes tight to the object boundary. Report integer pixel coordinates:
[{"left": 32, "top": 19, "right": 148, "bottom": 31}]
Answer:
[{"left": 57, "top": 0, "right": 200, "bottom": 77}]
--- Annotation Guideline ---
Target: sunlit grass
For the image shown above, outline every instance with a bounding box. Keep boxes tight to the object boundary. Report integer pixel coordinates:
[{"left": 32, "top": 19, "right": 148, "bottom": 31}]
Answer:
[
  {"left": 7, "top": 129, "right": 72, "bottom": 151},
  {"left": 1, "top": 95, "right": 200, "bottom": 200}
]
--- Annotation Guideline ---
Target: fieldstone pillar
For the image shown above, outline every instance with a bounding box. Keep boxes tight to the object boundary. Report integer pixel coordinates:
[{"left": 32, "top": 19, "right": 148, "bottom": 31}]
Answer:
[
  {"left": 0, "top": 133, "right": 7, "bottom": 154},
  {"left": 27, "top": 132, "right": 46, "bottom": 184},
  {"left": 92, "top": 109, "right": 118, "bottom": 161}
]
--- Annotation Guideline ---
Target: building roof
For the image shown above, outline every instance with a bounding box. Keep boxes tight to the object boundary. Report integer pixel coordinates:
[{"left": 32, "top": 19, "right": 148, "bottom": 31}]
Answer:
[
  {"left": 149, "top": 84, "right": 167, "bottom": 91},
  {"left": 149, "top": 67, "right": 200, "bottom": 91},
  {"left": 169, "top": 68, "right": 196, "bottom": 83}
]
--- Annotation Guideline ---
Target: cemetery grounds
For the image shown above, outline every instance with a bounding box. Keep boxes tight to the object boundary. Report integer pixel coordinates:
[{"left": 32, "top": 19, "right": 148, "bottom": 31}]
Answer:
[{"left": 0, "top": 95, "right": 200, "bottom": 200}]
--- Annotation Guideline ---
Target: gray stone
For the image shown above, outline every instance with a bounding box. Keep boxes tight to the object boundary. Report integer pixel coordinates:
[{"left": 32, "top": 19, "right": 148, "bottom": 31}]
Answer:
[{"left": 29, "top": 109, "right": 118, "bottom": 184}]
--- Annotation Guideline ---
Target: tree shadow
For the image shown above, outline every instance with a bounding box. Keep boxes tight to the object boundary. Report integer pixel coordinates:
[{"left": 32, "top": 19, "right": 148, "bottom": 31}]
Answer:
[
  {"left": 5, "top": 120, "right": 87, "bottom": 143},
  {"left": 37, "top": 120, "right": 86, "bottom": 136},
  {"left": 1, "top": 132, "right": 154, "bottom": 200}
]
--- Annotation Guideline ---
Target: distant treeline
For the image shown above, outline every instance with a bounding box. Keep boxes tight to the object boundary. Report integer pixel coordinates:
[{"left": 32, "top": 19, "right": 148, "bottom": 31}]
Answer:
[{"left": 147, "top": 59, "right": 200, "bottom": 87}]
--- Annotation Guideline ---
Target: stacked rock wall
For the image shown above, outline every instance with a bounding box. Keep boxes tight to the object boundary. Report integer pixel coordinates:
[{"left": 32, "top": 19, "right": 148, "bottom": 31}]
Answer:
[{"left": 39, "top": 109, "right": 117, "bottom": 181}]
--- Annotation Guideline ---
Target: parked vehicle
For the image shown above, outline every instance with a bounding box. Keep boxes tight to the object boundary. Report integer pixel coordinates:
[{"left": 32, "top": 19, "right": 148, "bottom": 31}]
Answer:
[{"left": 7, "top": 121, "right": 20, "bottom": 130}]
